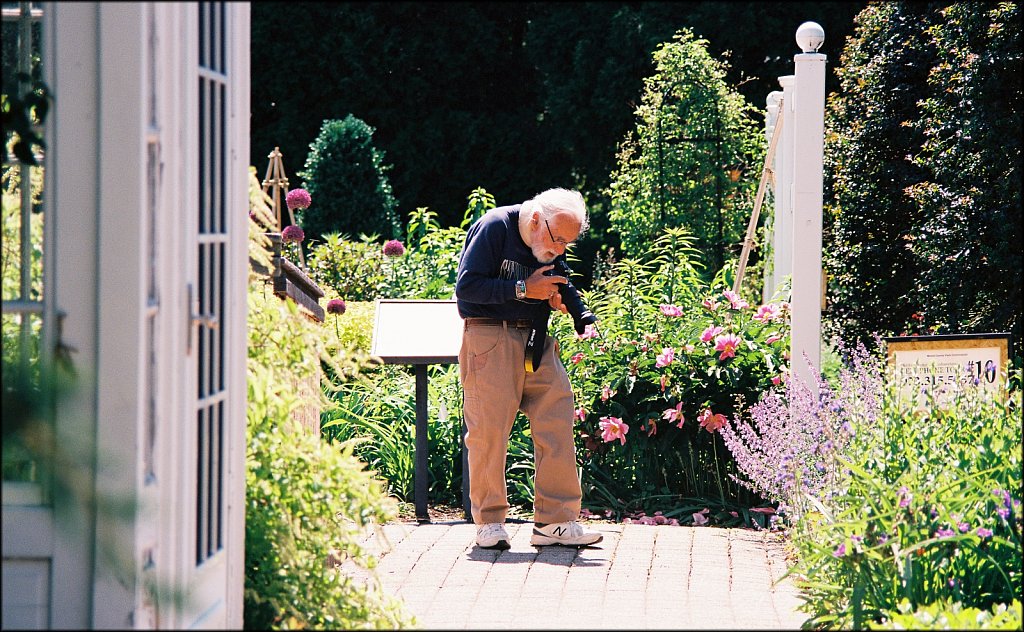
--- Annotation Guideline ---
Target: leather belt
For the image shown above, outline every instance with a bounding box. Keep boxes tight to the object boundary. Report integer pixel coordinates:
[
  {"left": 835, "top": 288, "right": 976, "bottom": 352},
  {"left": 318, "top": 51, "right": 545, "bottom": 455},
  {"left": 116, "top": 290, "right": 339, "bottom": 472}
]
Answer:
[{"left": 464, "top": 317, "right": 534, "bottom": 329}]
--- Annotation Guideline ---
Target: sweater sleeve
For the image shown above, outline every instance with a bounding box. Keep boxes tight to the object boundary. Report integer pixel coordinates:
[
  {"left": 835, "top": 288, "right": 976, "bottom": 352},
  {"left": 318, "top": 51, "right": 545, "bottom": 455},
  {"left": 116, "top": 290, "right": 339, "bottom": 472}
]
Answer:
[{"left": 455, "top": 215, "right": 516, "bottom": 305}]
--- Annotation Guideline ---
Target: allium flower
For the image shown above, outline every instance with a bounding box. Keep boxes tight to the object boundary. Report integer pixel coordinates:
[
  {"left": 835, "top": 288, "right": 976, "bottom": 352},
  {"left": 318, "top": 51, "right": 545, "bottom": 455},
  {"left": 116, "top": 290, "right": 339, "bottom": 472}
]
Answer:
[
  {"left": 714, "top": 333, "right": 742, "bottom": 360},
  {"left": 976, "top": 527, "right": 993, "bottom": 538},
  {"left": 662, "top": 402, "right": 684, "bottom": 429},
  {"left": 723, "top": 289, "right": 749, "bottom": 310},
  {"left": 285, "top": 188, "right": 311, "bottom": 211},
  {"left": 697, "top": 408, "right": 727, "bottom": 433},
  {"left": 383, "top": 239, "right": 406, "bottom": 257},
  {"left": 700, "top": 325, "right": 725, "bottom": 343},
  {"left": 598, "top": 416, "right": 629, "bottom": 445},
  {"left": 326, "top": 298, "right": 347, "bottom": 315},
  {"left": 656, "top": 347, "right": 675, "bottom": 368},
  {"left": 753, "top": 303, "right": 782, "bottom": 323},
  {"left": 570, "top": 352, "right": 585, "bottom": 365},
  {"left": 659, "top": 304, "right": 683, "bottom": 317},
  {"left": 326, "top": 298, "right": 346, "bottom": 337},
  {"left": 281, "top": 225, "right": 305, "bottom": 243}
]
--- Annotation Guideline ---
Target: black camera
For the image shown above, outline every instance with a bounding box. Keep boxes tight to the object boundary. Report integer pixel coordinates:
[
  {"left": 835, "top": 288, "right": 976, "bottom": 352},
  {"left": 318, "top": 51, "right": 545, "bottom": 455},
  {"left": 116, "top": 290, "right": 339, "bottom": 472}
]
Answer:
[{"left": 547, "top": 258, "right": 597, "bottom": 335}]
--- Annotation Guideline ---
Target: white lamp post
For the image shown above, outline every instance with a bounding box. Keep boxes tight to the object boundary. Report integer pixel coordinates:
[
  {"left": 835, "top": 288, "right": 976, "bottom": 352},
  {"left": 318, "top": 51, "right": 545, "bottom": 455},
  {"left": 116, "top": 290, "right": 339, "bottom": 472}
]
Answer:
[{"left": 790, "top": 21, "right": 826, "bottom": 392}]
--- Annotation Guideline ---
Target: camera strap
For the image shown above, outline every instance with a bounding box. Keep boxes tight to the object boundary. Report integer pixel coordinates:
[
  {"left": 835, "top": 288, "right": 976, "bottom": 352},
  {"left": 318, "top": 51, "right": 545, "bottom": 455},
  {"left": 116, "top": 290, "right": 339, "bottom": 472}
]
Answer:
[{"left": 524, "top": 318, "right": 548, "bottom": 373}]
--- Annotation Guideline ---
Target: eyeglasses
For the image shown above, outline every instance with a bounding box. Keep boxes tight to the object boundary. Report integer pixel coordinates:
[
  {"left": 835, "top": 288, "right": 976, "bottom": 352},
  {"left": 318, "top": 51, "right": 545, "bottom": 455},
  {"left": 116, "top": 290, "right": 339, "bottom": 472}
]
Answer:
[{"left": 544, "top": 219, "right": 575, "bottom": 248}]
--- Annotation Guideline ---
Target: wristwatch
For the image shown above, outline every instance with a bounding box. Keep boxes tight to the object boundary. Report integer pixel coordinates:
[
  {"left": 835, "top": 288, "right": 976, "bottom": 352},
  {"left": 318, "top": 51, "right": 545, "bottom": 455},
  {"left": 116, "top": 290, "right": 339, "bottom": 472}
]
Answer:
[{"left": 515, "top": 279, "right": 527, "bottom": 300}]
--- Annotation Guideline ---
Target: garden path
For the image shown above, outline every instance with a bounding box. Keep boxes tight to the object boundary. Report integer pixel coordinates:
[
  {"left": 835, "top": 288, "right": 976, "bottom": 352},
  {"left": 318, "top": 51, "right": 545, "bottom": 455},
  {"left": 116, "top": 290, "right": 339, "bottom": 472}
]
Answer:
[{"left": 342, "top": 520, "right": 809, "bottom": 630}]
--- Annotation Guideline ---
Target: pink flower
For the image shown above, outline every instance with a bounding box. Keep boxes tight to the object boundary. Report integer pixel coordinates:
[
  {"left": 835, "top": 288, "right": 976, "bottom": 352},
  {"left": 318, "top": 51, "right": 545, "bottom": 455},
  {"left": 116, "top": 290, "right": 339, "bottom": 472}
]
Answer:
[
  {"left": 753, "top": 303, "right": 782, "bottom": 323},
  {"left": 281, "top": 225, "right": 305, "bottom": 243},
  {"left": 575, "top": 407, "right": 587, "bottom": 421},
  {"left": 285, "top": 188, "right": 311, "bottom": 211},
  {"left": 601, "top": 385, "right": 616, "bottom": 402},
  {"left": 599, "top": 416, "right": 629, "bottom": 445},
  {"left": 714, "top": 333, "right": 742, "bottom": 360},
  {"left": 570, "top": 352, "right": 585, "bottom": 365},
  {"left": 702, "top": 297, "right": 720, "bottom": 311},
  {"left": 832, "top": 543, "right": 846, "bottom": 558},
  {"left": 659, "top": 304, "right": 683, "bottom": 317},
  {"left": 326, "top": 298, "right": 346, "bottom": 315},
  {"left": 723, "top": 289, "right": 749, "bottom": 310},
  {"left": 577, "top": 324, "right": 599, "bottom": 340},
  {"left": 662, "top": 402, "right": 684, "bottom": 429},
  {"left": 383, "top": 239, "right": 406, "bottom": 257},
  {"left": 771, "top": 375, "right": 782, "bottom": 386},
  {"left": 765, "top": 332, "right": 783, "bottom": 345},
  {"left": 697, "top": 408, "right": 727, "bottom": 433},
  {"left": 660, "top": 374, "right": 668, "bottom": 392},
  {"left": 692, "top": 508, "right": 709, "bottom": 526},
  {"left": 656, "top": 347, "right": 675, "bottom": 368},
  {"left": 700, "top": 325, "right": 725, "bottom": 343}
]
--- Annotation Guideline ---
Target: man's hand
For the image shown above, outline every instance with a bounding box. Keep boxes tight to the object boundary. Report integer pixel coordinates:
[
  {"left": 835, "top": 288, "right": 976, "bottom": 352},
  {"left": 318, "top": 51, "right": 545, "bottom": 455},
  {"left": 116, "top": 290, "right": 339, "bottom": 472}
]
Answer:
[
  {"left": 548, "top": 290, "right": 568, "bottom": 314},
  {"left": 526, "top": 265, "right": 566, "bottom": 301}
]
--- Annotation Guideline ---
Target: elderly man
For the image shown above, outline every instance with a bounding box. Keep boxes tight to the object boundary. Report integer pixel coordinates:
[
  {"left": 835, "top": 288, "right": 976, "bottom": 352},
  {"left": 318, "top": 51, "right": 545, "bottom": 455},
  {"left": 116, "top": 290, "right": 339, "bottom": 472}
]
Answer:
[{"left": 455, "top": 187, "right": 603, "bottom": 549}]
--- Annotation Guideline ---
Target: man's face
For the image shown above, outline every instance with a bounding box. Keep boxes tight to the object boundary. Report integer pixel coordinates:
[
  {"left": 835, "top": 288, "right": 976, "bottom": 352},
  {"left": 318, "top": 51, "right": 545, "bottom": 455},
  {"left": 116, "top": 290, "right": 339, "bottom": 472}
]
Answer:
[{"left": 531, "top": 211, "right": 580, "bottom": 263}]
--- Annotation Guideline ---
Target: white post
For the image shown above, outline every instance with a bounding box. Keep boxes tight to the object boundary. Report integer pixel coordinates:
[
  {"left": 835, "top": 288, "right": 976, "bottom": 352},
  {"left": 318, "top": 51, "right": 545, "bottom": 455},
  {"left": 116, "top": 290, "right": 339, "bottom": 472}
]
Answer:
[
  {"left": 775, "top": 75, "right": 795, "bottom": 299},
  {"left": 790, "top": 22, "right": 826, "bottom": 391},
  {"left": 762, "top": 90, "right": 783, "bottom": 303}
]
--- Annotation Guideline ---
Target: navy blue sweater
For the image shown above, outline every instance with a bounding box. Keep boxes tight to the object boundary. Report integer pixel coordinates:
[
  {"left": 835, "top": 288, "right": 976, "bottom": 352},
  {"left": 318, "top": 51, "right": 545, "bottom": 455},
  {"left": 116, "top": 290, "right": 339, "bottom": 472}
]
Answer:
[{"left": 455, "top": 204, "right": 552, "bottom": 322}]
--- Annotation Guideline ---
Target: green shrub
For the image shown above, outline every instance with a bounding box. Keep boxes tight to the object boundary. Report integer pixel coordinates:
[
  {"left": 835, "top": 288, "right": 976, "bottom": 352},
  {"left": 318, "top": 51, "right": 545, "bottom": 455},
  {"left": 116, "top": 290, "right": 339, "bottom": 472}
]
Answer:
[
  {"left": 555, "top": 227, "right": 789, "bottom": 522},
  {"left": 244, "top": 285, "right": 413, "bottom": 629},
  {"left": 298, "top": 115, "right": 400, "bottom": 242},
  {"left": 606, "top": 28, "right": 765, "bottom": 280}
]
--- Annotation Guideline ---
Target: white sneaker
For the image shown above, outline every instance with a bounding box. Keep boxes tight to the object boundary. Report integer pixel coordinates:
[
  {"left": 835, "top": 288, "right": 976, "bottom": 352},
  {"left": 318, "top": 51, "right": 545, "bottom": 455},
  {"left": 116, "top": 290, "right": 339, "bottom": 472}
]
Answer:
[
  {"left": 476, "top": 523, "right": 511, "bottom": 549},
  {"left": 530, "top": 521, "right": 604, "bottom": 547}
]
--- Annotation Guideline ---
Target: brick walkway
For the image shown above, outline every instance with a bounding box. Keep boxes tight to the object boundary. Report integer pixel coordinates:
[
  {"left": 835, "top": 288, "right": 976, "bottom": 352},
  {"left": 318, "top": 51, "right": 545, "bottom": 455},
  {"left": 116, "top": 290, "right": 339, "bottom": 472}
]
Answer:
[{"left": 343, "top": 520, "right": 809, "bottom": 629}]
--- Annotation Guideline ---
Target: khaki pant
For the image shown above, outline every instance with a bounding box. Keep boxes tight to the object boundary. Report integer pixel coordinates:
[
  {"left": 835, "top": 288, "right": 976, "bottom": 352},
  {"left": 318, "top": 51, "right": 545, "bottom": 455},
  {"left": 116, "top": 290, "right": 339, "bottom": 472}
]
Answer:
[{"left": 459, "top": 322, "right": 582, "bottom": 525}]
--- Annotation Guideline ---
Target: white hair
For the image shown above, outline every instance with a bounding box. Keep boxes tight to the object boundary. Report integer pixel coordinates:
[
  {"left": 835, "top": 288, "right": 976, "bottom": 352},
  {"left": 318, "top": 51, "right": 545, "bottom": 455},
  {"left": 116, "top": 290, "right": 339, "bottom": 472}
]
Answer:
[{"left": 528, "top": 188, "right": 589, "bottom": 235}]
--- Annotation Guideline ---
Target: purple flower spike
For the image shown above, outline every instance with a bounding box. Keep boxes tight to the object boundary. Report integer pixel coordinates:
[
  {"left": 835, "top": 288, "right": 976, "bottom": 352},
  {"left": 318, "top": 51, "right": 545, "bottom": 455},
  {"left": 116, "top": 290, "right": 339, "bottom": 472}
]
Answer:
[
  {"left": 326, "top": 298, "right": 346, "bottom": 315},
  {"left": 282, "top": 225, "right": 305, "bottom": 243},
  {"left": 383, "top": 239, "right": 406, "bottom": 257},
  {"left": 285, "top": 188, "right": 312, "bottom": 211}
]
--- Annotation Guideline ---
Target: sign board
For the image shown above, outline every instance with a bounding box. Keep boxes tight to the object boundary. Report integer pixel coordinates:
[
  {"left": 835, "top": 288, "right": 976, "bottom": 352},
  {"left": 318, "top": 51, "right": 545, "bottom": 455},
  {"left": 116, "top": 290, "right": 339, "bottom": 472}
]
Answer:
[
  {"left": 371, "top": 299, "right": 462, "bottom": 364},
  {"left": 370, "top": 299, "right": 466, "bottom": 522},
  {"left": 885, "top": 333, "right": 1011, "bottom": 410}
]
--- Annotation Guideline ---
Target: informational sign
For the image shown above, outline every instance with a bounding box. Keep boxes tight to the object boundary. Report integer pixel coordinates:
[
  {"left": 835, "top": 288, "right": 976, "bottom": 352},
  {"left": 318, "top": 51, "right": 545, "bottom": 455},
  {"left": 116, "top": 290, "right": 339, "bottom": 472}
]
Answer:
[
  {"left": 885, "top": 333, "right": 1011, "bottom": 410},
  {"left": 371, "top": 299, "right": 465, "bottom": 522},
  {"left": 371, "top": 299, "right": 462, "bottom": 364}
]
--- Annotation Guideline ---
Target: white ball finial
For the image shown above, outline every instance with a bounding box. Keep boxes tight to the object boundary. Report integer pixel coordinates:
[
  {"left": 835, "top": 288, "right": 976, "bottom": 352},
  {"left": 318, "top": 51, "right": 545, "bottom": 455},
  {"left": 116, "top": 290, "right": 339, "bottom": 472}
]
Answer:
[{"left": 796, "top": 21, "right": 825, "bottom": 53}]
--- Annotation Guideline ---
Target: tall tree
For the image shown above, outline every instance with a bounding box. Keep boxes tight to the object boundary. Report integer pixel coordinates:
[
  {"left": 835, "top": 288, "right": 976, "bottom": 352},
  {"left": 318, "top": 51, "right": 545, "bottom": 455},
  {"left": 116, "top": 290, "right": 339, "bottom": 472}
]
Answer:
[
  {"left": 822, "top": 2, "right": 940, "bottom": 347},
  {"left": 906, "top": 2, "right": 1022, "bottom": 345}
]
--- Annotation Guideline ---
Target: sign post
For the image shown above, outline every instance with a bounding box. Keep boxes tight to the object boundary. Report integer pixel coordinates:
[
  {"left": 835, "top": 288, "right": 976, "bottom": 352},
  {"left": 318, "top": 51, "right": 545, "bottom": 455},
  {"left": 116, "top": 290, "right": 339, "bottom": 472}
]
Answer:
[{"left": 371, "top": 299, "right": 464, "bottom": 522}]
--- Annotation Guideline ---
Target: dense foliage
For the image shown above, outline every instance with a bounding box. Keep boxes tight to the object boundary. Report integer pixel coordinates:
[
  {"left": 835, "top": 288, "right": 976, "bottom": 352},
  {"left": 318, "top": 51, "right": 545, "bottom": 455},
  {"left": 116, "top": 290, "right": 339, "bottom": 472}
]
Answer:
[
  {"left": 296, "top": 115, "right": 400, "bottom": 242},
  {"left": 244, "top": 176, "right": 412, "bottom": 630},
  {"left": 607, "top": 28, "right": 766, "bottom": 278},
  {"left": 823, "top": 1, "right": 1022, "bottom": 350},
  {"left": 250, "top": 2, "right": 863, "bottom": 232}
]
